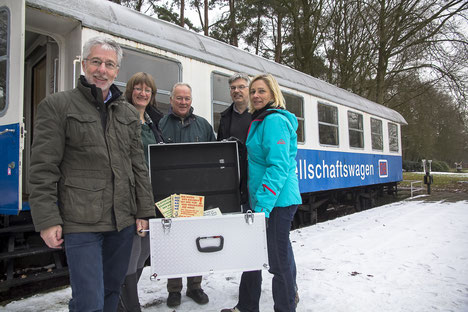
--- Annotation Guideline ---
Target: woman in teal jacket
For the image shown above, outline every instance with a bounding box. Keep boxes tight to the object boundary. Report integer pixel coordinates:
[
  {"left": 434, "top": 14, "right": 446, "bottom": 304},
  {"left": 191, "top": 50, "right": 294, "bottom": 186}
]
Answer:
[{"left": 222, "top": 74, "right": 301, "bottom": 312}]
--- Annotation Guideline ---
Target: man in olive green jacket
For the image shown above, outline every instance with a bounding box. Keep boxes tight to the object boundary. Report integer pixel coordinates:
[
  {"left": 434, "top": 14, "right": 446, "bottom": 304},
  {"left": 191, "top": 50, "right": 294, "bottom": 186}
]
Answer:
[{"left": 29, "top": 37, "right": 155, "bottom": 312}]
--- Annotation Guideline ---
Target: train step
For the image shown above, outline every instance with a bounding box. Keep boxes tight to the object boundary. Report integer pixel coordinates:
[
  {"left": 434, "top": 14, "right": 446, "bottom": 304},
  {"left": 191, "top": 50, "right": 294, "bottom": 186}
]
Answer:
[
  {"left": 0, "top": 246, "right": 62, "bottom": 261},
  {"left": 0, "top": 267, "right": 69, "bottom": 292}
]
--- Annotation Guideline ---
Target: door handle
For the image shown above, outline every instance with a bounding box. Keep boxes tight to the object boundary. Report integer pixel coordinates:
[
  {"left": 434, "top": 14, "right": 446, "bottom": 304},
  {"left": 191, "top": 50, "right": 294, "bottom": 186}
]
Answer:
[{"left": 0, "top": 129, "right": 15, "bottom": 135}]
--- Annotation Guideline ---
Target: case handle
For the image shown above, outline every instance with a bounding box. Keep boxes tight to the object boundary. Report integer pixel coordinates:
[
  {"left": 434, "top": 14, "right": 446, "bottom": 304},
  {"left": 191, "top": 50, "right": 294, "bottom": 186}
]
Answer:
[{"left": 196, "top": 235, "right": 224, "bottom": 253}]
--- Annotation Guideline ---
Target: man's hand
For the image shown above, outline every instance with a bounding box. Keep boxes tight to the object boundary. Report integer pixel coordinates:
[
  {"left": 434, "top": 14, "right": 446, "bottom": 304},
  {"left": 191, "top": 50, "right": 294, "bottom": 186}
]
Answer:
[
  {"left": 136, "top": 219, "right": 149, "bottom": 237},
  {"left": 40, "top": 225, "right": 64, "bottom": 249}
]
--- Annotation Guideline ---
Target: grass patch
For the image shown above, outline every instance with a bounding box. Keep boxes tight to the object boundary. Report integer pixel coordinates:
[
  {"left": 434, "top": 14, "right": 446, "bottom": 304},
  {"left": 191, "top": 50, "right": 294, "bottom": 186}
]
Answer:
[{"left": 401, "top": 172, "right": 468, "bottom": 189}]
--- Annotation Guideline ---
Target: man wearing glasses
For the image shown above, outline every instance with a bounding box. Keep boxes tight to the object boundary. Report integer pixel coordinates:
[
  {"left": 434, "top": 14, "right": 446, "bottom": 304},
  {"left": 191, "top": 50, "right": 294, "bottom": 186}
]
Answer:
[
  {"left": 217, "top": 73, "right": 252, "bottom": 210},
  {"left": 29, "top": 36, "right": 155, "bottom": 311}
]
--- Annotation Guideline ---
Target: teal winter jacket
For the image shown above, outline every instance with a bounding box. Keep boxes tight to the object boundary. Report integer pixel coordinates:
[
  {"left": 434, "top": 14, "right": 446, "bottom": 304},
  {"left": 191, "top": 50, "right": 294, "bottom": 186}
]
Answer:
[{"left": 246, "top": 108, "right": 302, "bottom": 218}]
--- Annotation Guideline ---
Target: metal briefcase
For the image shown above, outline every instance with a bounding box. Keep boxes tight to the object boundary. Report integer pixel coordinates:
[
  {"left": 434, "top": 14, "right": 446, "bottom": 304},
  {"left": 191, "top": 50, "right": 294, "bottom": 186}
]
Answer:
[{"left": 149, "top": 212, "right": 269, "bottom": 279}]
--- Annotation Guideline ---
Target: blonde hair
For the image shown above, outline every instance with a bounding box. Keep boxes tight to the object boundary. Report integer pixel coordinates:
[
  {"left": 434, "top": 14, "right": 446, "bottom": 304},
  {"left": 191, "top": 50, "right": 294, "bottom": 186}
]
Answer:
[{"left": 248, "top": 74, "right": 285, "bottom": 113}]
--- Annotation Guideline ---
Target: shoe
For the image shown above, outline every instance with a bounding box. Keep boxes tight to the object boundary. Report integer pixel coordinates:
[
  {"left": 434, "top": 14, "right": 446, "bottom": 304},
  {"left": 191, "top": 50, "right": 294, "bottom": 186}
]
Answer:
[
  {"left": 220, "top": 308, "right": 240, "bottom": 312},
  {"left": 186, "top": 288, "right": 209, "bottom": 304},
  {"left": 295, "top": 290, "right": 300, "bottom": 307},
  {"left": 166, "top": 292, "right": 181, "bottom": 307}
]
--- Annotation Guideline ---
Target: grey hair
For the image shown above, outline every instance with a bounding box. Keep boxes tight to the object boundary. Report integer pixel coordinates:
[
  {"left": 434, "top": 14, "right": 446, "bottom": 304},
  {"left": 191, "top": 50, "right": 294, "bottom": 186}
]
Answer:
[
  {"left": 170, "top": 82, "right": 192, "bottom": 98},
  {"left": 228, "top": 73, "right": 250, "bottom": 85},
  {"left": 82, "top": 36, "right": 123, "bottom": 65}
]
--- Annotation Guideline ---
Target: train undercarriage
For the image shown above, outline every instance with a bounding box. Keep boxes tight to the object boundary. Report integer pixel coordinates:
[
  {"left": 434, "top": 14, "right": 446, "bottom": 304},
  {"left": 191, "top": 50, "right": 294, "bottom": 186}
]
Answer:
[
  {"left": 1, "top": 182, "right": 398, "bottom": 303},
  {"left": 293, "top": 182, "right": 398, "bottom": 229}
]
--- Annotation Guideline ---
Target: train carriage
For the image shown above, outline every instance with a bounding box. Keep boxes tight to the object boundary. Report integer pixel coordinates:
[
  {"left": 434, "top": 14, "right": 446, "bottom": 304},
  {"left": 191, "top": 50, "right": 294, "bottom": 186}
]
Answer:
[{"left": 0, "top": 0, "right": 406, "bottom": 294}]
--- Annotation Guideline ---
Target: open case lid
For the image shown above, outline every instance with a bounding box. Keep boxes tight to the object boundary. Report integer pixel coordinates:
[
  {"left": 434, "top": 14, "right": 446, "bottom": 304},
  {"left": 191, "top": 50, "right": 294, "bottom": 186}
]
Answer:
[{"left": 148, "top": 141, "right": 241, "bottom": 213}]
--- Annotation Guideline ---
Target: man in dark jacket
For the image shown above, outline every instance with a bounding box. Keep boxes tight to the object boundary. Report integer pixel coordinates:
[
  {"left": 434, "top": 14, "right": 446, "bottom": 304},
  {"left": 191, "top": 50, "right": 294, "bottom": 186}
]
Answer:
[
  {"left": 29, "top": 37, "right": 155, "bottom": 312},
  {"left": 159, "top": 82, "right": 215, "bottom": 308},
  {"left": 159, "top": 82, "right": 216, "bottom": 143},
  {"left": 217, "top": 73, "right": 252, "bottom": 209}
]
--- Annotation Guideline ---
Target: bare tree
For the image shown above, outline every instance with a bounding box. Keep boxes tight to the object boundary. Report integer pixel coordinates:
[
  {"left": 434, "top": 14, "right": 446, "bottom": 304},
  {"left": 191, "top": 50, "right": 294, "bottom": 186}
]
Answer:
[
  {"left": 325, "top": 0, "right": 374, "bottom": 95},
  {"left": 394, "top": 74, "right": 468, "bottom": 163},
  {"left": 278, "top": 0, "right": 330, "bottom": 78},
  {"left": 191, "top": 0, "right": 214, "bottom": 35},
  {"left": 364, "top": 0, "right": 468, "bottom": 104}
]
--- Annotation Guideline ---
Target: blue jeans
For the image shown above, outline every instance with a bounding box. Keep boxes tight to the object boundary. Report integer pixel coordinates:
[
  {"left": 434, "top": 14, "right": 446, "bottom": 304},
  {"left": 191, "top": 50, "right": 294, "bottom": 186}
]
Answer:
[
  {"left": 64, "top": 225, "right": 135, "bottom": 312},
  {"left": 237, "top": 205, "right": 298, "bottom": 312}
]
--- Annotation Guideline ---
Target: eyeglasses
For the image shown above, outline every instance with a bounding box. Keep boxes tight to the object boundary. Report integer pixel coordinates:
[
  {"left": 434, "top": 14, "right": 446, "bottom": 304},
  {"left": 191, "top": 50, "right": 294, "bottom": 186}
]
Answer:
[
  {"left": 230, "top": 85, "right": 247, "bottom": 91},
  {"left": 175, "top": 96, "right": 192, "bottom": 102},
  {"left": 85, "top": 58, "right": 119, "bottom": 70},
  {"left": 134, "top": 87, "right": 152, "bottom": 94}
]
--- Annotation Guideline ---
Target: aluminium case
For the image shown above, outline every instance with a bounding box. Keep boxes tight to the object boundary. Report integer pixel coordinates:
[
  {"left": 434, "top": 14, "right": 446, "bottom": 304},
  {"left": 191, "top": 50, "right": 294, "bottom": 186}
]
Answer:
[
  {"left": 148, "top": 141, "right": 242, "bottom": 213},
  {"left": 149, "top": 213, "right": 269, "bottom": 279}
]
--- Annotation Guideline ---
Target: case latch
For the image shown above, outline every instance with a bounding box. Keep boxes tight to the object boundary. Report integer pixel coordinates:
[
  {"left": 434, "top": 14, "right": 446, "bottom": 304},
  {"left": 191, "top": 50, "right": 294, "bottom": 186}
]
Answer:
[
  {"left": 161, "top": 218, "right": 172, "bottom": 234},
  {"left": 244, "top": 210, "right": 254, "bottom": 225}
]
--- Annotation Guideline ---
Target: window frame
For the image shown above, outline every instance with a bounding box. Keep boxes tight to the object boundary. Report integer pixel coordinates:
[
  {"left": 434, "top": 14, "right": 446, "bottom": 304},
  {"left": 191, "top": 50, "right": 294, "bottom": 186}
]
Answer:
[
  {"left": 318, "top": 102, "right": 339, "bottom": 146},
  {"left": 115, "top": 47, "right": 181, "bottom": 115},
  {"left": 0, "top": 7, "right": 10, "bottom": 116},
  {"left": 282, "top": 91, "right": 305, "bottom": 144},
  {"left": 211, "top": 71, "right": 231, "bottom": 134},
  {"left": 370, "top": 117, "right": 383, "bottom": 151},
  {"left": 347, "top": 110, "right": 364, "bottom": 149},
  {"left": 388, "top": 122, "right": 399, "bottom": 152}
]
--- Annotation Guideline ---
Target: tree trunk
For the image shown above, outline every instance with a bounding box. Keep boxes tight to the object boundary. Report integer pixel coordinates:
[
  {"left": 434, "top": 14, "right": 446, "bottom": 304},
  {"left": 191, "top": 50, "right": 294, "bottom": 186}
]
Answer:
[
  {"left": 180, "top": 0, "right": 185, "bottom": 27},
  {"left": 204, "top": 0, "right": 209, "bottom": 35},
  {"left": 274, "top": 13, "right": 282, "bottom": 63},
  {"left": 229, "top": 0, "right": 238, "bottom": 46},
  {"left": 255, "top": 13, "right": 261, "bottom": 54}
]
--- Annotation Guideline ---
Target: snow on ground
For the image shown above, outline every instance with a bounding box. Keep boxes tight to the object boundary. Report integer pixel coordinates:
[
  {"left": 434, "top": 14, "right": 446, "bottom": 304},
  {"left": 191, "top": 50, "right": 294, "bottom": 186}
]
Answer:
[{"left": 3, "top": 199, "right": 468, "bottom": 312}]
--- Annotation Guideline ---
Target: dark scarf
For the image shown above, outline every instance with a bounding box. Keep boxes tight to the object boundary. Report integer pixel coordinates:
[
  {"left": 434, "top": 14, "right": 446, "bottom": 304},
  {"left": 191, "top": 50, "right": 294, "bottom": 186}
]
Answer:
[{"left": 252, "top": 102, "right": 281, "bottom": 120}]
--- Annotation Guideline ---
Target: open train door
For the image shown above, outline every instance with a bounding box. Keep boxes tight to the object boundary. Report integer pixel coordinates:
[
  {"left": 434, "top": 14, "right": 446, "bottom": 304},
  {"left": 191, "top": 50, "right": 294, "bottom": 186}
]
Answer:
[{"left": 0, "top": 0, "right": 25, "bottom": 215}]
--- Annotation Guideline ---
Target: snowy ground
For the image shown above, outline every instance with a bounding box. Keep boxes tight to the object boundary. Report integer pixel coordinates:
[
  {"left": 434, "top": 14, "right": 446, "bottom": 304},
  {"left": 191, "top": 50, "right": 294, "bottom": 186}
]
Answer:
[{"left": 3, "top": 198, "right": 468, "bottom": 312}]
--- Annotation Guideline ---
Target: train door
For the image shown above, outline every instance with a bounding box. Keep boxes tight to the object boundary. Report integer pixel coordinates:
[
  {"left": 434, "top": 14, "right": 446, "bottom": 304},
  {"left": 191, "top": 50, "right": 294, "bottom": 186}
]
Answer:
[
  {"left": 0, "top": 0, "right": 25, "bottom": 215},
  {"left": 22, "top": 33, "right": 60, "bottom": 200}
]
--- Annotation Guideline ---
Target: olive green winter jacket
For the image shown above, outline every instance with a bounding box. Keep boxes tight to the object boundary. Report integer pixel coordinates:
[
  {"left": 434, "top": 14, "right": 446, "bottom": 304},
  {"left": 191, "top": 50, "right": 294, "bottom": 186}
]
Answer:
[{"left": 29, "top": 77, "right": 155, "bottom": 234}]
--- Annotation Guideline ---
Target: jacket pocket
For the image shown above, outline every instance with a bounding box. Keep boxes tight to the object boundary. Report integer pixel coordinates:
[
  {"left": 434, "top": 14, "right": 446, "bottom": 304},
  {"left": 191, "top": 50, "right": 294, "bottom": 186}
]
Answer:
[
  {"left": 115, "top": 114, "right": 138, "bottom": 146},
  {"left": 62, "top": 177, "right": 106, "bottom": 224},
  {"left": 66, "top": 114, "right": 102, "bottom": 147}
]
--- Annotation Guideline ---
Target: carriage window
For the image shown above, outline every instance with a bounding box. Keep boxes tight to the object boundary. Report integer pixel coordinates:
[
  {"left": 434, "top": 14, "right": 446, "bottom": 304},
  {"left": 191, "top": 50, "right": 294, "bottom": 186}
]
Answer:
[
  {"left": 388, "top": 122, "right": 399, "bottom": 152},
  {"left": 318, "top": 103, "right": 338, "bottom": 146},
  {"left": 212, "top": 72, "right": 231, "bottom": 133},
  {"left": 0, "top": 9, "right": 8, "bottom": 113},
  {"left": 115, "top": 48, "right": 181, "bottom": 114},
  {"left": 371, "top": 118, "right": 383, "bottom": 151},
  {"left": 348, "top": 111, "right": 363, "bottom": 148},
  {"left": 283, "top": 92, "right": 304, "bottom": 143}
]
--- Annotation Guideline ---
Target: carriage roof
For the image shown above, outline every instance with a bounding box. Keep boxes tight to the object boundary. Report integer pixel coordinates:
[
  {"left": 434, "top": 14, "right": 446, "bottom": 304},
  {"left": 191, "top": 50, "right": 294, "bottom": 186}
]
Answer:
[{"left": 27, "top": 0, "right": 407, "bottom": 125}]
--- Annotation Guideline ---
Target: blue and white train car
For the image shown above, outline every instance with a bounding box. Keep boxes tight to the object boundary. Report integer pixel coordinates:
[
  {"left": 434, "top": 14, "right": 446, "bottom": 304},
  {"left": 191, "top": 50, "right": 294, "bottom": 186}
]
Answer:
[{"left": 0, "top": 0, "right": 406, "bottom": 292}]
